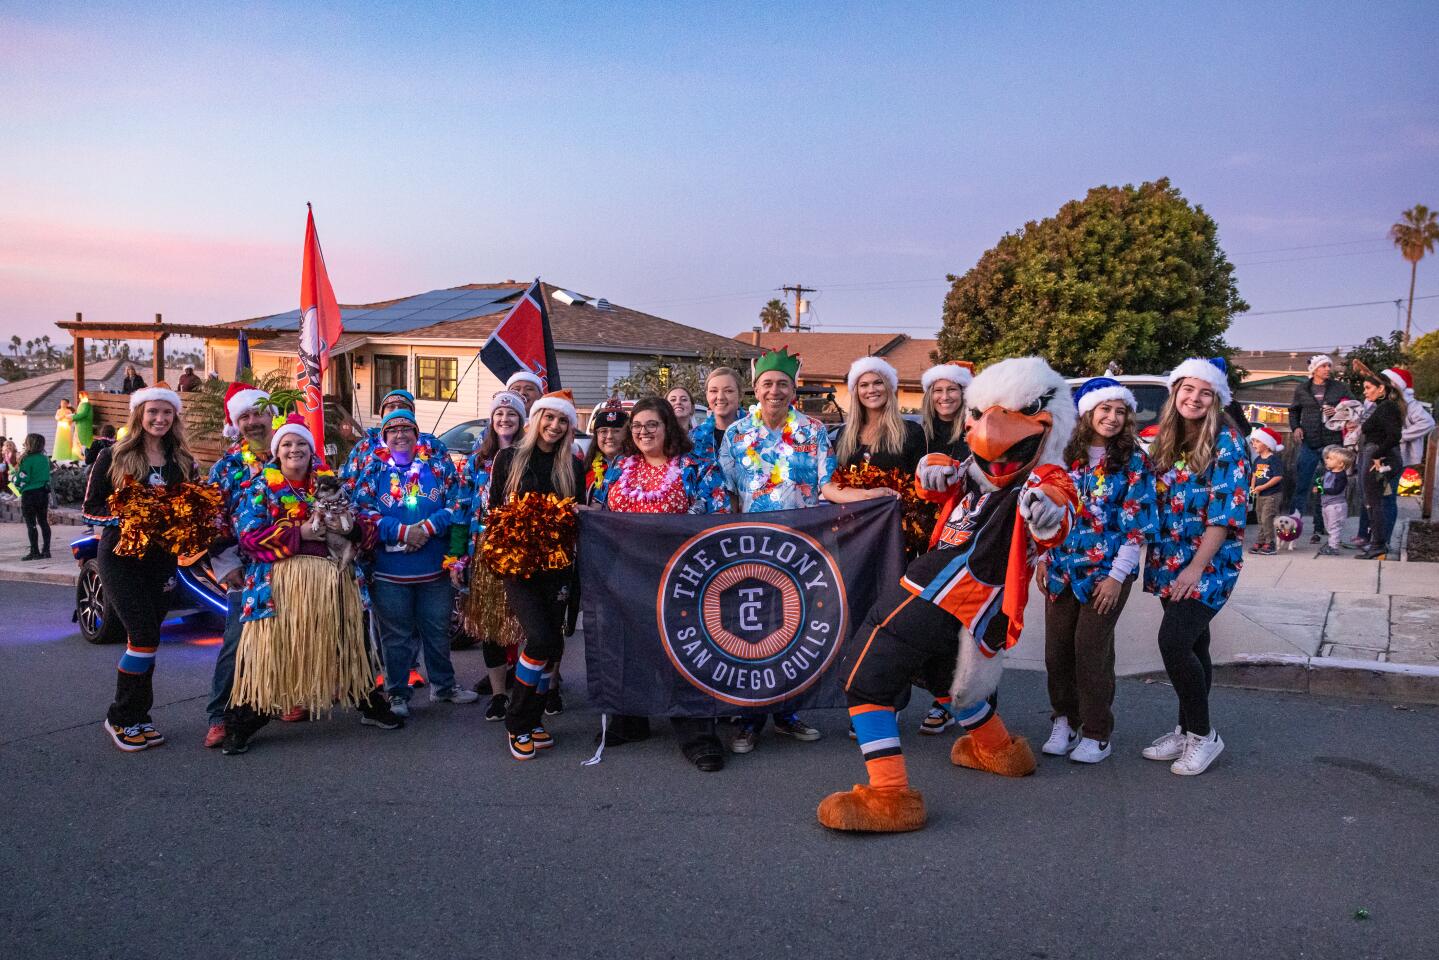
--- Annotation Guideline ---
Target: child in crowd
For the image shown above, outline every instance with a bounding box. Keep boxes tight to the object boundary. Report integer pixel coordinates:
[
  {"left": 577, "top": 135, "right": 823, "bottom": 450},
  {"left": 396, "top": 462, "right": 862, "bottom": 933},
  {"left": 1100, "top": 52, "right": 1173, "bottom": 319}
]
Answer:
[
  {"left": 1318, "top": 445, "right": 1355, "bottom": 556},
  {"left": 1248, "top": 427, "right": 1285, "bottom": 556}
]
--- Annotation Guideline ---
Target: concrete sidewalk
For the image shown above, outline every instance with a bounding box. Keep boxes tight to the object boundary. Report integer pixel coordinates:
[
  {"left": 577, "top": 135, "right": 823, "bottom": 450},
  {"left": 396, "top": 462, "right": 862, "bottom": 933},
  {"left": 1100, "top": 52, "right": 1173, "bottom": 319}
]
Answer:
[{"left": 0, "top": 516, "right": 84, "bottom": 586}]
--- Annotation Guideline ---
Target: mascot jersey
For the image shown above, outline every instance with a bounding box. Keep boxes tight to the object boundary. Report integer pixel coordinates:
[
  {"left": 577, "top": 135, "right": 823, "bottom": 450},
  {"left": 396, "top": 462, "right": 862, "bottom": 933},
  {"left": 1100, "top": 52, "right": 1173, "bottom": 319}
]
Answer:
[{"left": 816, "top": 355, "right": 1079, "bottom": 835}]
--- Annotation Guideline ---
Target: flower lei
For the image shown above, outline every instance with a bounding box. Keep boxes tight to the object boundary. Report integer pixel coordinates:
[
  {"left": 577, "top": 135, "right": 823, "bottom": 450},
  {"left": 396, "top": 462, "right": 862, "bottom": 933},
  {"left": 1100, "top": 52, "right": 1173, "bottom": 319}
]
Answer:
[
  {"left": 375, "top": 440, "right": 436, "bottom": 505},
  {"left": 261, "top": 464, "right": 335, "bottom": 522},
  {"left": 739, "top": 405, "right": 801, "bottom": 497},
  {"left": 613, "top": 455, "right": 684, "bottom": 504}
]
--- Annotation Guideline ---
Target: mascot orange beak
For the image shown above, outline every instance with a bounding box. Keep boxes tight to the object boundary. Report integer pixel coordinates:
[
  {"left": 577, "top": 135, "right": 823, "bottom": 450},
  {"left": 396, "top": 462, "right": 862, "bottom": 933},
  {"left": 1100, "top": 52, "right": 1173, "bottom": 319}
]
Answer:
[{"left": 968, "top": 405, "right": 1051, "bottom": 486}]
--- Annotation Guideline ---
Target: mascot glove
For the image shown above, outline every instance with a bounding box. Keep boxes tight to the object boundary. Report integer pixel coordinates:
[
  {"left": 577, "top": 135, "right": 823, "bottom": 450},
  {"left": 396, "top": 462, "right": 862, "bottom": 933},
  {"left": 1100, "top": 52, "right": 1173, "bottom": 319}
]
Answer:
[
  {"left": 916, "top": 454, "right": 960, "bottom": 492},
  {"left": 1018, "top": 485, "right": 1067, "bottom": 541}
]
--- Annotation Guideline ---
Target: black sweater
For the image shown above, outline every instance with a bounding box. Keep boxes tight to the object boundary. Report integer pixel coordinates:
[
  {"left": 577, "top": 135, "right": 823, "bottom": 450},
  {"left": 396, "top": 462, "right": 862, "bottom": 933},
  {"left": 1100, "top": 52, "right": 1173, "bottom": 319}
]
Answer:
[
  {"left": 489, "top": 445, "right": 587, "bottom": 505},
  {"left": 1360, "top": 399, "right": 1403, "bottom": 454},
  {"left": 924, "top": 416, "right": 970, "bottom": 462},
  {"left": 837, "top": 419, "right": 927, "bottom": 473}
]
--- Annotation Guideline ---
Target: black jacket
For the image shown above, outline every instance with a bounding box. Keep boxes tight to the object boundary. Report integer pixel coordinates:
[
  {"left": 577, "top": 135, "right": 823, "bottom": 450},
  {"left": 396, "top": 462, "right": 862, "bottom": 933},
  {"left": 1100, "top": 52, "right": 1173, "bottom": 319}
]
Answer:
[
  {"left": 1360, "top": 399, "right": 1403, "bottom": 456},
  {"left": 1288, "top": 378, "right": 1351, "bottom": 449}
]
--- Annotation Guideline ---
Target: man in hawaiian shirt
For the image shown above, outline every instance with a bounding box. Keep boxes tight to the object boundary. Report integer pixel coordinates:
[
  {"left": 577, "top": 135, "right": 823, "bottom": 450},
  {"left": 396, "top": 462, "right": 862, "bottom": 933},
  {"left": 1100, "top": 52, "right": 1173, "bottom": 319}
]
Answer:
[
  {"left": 202, "top": 384, "right": 273, "bottom": 747},
  {"left": 718, "top": 347, "right": 897, "bottom": 752}
]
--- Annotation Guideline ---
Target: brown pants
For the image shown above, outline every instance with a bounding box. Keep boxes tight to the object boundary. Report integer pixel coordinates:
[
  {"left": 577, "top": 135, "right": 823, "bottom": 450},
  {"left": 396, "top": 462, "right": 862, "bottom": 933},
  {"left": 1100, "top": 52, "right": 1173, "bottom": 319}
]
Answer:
[{"left": 1043, "top": 578, "right": 1134, "bottom": 742}]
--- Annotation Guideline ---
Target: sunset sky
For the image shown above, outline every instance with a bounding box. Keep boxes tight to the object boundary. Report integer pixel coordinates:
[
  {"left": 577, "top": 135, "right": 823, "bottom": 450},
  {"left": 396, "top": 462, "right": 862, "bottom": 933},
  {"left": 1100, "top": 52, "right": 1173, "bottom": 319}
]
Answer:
[{"left": 2, "top": 1, "right": 1436, "bottom": 354}]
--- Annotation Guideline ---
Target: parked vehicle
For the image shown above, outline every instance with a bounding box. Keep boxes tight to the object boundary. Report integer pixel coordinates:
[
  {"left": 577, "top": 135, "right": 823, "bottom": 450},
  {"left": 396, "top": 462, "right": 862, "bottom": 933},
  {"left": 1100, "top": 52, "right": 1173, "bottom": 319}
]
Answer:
[
  {"left": 1065, "top": 375, "right": 1169, "bottom": 448},
  {"left": 71, "top": 535, "right": 470, "bottom": 648}
]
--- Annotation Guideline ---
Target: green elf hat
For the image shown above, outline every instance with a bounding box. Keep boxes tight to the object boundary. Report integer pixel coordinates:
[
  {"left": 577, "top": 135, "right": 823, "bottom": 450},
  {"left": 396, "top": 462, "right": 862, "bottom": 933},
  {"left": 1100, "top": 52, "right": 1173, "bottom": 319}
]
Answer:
[{"left": 753, "top": 346, "right": 801, "bottom": 383}]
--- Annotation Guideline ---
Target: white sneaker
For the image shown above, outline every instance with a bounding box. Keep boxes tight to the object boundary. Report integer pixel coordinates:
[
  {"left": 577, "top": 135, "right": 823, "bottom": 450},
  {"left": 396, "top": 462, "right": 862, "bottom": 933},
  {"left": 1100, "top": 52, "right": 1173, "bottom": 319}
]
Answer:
[
  {"left": 1171, "top": 730, "right": 1224, "bottom": 776},
  {"left": 430, "top": 686, "right": 479, "bottom": 704},
  {"left": 1141, "top": 726, "right": 1186, "bottom": 761},
  {"left": 388, "top": 697, "right": 411, "bottom": 718},
  {"left": 1069, "top": 737, "right": 1111, "bottom": 764},
  {"left": 1041, "top": 717, "right": 1079, "bottom": 756}
]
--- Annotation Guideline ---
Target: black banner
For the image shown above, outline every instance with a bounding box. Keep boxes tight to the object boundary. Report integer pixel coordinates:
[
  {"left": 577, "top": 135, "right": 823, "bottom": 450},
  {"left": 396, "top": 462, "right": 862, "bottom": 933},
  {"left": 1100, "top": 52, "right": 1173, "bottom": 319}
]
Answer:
[{"left": 580, "top": 498, "right": 904, "bottom": 717}]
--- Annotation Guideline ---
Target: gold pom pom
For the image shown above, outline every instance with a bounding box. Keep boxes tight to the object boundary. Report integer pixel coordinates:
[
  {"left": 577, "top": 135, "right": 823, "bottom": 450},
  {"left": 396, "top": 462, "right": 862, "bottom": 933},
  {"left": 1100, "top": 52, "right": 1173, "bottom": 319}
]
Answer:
[
  {"left": 481, "top": 493, "right": 578, "bottom": 577},
  {"left": 832, "top": 463, "right": 935, "bottom": 555},
  {"left": 109, "top": 479, "right": 225, "bottom": 559}
]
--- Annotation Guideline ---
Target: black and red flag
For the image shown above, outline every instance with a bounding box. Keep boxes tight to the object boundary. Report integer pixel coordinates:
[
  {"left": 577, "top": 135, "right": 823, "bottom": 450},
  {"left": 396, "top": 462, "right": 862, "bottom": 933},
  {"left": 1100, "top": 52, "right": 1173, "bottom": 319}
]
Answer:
[{"left": 480, "top": 278, "right": 561, "bottom": 390}]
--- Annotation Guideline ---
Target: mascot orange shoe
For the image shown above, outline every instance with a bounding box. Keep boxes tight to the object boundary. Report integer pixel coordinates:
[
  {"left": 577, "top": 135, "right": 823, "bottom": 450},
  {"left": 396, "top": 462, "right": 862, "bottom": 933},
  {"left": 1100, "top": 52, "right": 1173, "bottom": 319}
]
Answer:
[{"left": 817, "top": 357, "right": 1077, "bottom": 833}]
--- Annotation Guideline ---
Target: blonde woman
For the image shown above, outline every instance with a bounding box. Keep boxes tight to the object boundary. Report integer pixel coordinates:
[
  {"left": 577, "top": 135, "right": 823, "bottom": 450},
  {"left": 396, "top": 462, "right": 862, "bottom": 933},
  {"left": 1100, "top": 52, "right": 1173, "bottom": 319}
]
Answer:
[
  {"left": 690, "top": 367, "right": 744, "bottom": 467},
  {"left": 834, "top": 357, "right": 925, "bottom": 473},
  {"left": 920, "top": 363, "right": 972, "bottom": 460},
  {"left": 485, "top": 390, "right": 587, "bottom": 760},
  {"left": 1142, "top": 358, "right": 1250, "bottom": 776},
  {"left": 82, "top": 383, "right": 198, "bottom": 752}
]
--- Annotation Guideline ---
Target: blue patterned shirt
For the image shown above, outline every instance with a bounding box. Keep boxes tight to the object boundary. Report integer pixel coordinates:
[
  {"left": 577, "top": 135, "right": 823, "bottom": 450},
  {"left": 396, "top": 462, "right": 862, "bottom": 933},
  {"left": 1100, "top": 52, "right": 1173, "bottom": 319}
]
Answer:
[
  {"left": 1143, "top": 425, "right": 1251, "bottom": 610},
  {"left": 719, "top": 406, "right": 835, "bottom": 513},
  {"left": 1046, "top": 448, "right": 1158, "bottom": 604}
]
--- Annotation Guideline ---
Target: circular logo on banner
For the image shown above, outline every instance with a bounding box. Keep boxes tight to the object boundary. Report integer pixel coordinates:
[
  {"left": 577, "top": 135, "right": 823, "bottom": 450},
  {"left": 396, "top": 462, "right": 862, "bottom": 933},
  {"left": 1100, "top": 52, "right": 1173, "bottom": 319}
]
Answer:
[{"left": 656, "top": 522, "right": 847, "bottom": 707}]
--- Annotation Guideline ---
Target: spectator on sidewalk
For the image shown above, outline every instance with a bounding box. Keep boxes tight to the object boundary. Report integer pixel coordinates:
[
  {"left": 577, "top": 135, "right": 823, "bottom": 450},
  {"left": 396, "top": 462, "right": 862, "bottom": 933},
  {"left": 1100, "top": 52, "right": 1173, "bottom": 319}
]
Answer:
[
  {"left": 1318, "top": 446, "right": 1355, "bottom": 557},
  {"left": 1353, "top": 373, "right": 1405, "bottom": 561},
  {"left": 15, "top": 434, "right": 52, "bottom": 561},
  {"left": 1247, "top": 427, "right": 1285, "bottom": 555},
  {"left": 1287, "top": 355, "right": 1350, "bottom": 544},
  {"left": 177, "top": 366, "right": 203, "bottom": 392},
  {"left": 0, "top": 437, "right": 17, "bottom": 498}
]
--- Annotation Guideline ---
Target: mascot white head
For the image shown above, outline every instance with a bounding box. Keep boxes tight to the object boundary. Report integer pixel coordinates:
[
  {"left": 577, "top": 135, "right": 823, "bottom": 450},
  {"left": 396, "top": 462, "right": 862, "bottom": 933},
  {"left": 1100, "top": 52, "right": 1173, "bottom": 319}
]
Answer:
[{"left": 962, "top": 356, "right": 1075, "bottom": 490}]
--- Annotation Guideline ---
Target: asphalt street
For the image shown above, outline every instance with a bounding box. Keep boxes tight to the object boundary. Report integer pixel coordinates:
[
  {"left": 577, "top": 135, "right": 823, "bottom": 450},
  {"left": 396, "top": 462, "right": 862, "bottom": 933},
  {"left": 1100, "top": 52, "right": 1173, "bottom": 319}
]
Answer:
[{"left": 1, "top": 579, "right": 1436, "bottom": 960}]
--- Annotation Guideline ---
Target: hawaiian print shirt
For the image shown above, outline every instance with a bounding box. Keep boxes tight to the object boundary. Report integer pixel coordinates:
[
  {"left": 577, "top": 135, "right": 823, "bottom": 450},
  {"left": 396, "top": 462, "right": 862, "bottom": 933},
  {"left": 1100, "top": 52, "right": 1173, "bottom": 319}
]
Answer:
[
  {"left": 340, "top": 426, "right": 449, "bottom": 491},
  {"left": 595, "top": 454, "right": 730, "bottom": 515},
  {"left": 207, "top": 441, "right": 267, "bottom": 538},
  {"left": 236, "top": 459, "right": 373, "bottom": 622},
  {"left": 1046, "top": 448, "right": 1159, "bottom": 604},
  {"left": 719, "top": 406, "right": 835, "bottom": 514},
  {"left": 689, "top": 414, "right": 724, "bottom": 467},
  {"left": 1143, "top": 426, "right": 1251, "bottom": 610}
]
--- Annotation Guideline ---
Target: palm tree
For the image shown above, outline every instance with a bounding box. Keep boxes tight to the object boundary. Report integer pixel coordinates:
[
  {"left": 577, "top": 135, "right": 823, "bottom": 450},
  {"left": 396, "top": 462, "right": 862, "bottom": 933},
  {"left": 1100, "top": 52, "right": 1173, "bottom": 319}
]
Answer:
[
  {"left": 1391, "top": 204, "right": 1439, "bottom": 346},
  {"left": 759, "top": 298, "right": 792, "bottom": 333},
  {"left": 8, "top": 335, "right": 18, "bottom": 357}
]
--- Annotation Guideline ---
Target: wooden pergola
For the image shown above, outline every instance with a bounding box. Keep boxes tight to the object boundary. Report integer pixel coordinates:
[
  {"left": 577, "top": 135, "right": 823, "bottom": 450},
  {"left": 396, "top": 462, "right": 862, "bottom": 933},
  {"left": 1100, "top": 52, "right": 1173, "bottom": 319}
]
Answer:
[{"left": 56, "top": 312, "right": 279, "bottom": 398}]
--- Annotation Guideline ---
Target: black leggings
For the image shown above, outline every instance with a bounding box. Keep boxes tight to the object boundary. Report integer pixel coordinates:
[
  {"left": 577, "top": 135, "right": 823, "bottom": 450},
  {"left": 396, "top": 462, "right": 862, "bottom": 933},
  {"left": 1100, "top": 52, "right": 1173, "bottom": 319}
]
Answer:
[
  {"left": 21, "top": 488, "right": 50, "bottom": 553},
  {"left": 1156, "top": 598, "right": 1218, "bottom": 736},
  {"left": 98, "top": 537, "right": 176, "bottom": 726},
  {"left": 481, "top": 640, "right": 511, "bottom": 670},
  {"left": 503, "top": 571, "right": 569, "bottom": 735}
]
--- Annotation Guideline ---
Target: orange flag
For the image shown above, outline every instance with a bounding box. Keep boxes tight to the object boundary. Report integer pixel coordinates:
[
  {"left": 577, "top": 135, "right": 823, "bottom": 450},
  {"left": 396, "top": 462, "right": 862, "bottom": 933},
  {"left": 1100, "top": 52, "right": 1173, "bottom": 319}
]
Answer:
[{"left": 297, "top": 204, "right": 341, "bottom": 458}]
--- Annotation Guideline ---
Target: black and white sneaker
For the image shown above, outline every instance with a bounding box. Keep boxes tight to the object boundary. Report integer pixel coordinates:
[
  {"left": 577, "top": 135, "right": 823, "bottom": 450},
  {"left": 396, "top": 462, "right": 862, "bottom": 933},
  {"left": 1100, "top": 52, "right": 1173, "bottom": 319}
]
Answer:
[
  {"left": 544, "top": 688, "right": 564, "bottom": 716},
  {"left": 484, "top": 694, "right": 509, "bottom": 722}
]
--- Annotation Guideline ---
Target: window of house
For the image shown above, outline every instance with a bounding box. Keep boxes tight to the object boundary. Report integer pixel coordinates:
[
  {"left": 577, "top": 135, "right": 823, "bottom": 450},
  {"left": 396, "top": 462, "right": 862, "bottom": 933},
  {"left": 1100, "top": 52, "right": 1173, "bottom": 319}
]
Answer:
[
  {"left": 372, "top": 355, "right": 408, "bottom": 414},
  {"left": 416, "top": 356, "right": 458, "bottom": 401}
]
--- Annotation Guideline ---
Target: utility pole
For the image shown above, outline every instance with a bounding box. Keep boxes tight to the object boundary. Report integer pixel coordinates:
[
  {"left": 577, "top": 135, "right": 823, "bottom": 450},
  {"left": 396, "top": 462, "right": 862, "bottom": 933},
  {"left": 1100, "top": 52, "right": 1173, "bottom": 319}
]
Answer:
[{"left": 778, "top": 284, "right": 815, "bottom": 332}]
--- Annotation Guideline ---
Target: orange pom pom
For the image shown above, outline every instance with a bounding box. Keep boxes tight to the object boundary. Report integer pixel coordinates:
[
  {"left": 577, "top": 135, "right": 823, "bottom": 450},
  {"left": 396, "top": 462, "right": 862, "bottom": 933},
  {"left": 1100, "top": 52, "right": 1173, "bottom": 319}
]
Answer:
[{"left": 481, "top": 493, "right": 578, "bottom": 577}]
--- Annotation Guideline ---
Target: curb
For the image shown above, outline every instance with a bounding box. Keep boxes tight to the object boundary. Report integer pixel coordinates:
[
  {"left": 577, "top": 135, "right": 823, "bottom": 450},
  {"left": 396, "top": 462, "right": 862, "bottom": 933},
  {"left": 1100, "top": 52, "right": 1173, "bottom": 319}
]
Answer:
[
  {"left": 1164, "top": 654, "right": 1439, "bottom": 706},
  {"left": 0, "top": 568, "right": 77, "bottom": 587}
]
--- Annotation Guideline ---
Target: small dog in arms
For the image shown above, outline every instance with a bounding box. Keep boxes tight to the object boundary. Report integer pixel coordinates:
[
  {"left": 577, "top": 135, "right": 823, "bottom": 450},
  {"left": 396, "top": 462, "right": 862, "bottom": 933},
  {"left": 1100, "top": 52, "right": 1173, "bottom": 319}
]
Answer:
[{"left": 312, "top": 474, "right": 357, "bottom": 568}]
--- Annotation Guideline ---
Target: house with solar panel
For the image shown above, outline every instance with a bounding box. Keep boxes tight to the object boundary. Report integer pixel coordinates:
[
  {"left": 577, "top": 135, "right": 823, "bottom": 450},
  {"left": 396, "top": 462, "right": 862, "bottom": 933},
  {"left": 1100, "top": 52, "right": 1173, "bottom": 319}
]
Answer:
[{"left": 208, "top": 281, "right": 759, "bottom": 441}]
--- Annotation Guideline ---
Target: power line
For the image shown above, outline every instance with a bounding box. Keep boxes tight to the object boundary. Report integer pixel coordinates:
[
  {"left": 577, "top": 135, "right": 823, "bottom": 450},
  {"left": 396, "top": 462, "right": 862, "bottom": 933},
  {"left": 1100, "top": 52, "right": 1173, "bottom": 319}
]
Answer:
[
  {"left": 1228, "top": 237, "right": 1387, "bottom": 256},
  {"left": 1243, "top": 294, "right": 1438, "bottom": 317},
  {"left": 1234, "top": 248, "right": 1393, "bottom": 267}
]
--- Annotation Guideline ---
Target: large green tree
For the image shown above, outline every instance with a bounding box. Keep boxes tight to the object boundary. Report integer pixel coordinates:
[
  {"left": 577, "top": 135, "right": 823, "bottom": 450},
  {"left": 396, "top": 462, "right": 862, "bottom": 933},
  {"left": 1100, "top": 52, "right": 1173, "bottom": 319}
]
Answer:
[{"left": 937, "top": 178, "right": 1247, "bottom": 376}]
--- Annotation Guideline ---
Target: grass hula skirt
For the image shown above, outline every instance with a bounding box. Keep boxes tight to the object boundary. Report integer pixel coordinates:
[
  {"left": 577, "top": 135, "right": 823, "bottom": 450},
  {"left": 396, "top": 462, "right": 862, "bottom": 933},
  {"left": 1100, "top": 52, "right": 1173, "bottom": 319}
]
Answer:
[
  {"left": 461, "top": 558, "right": 524, "bottom": 646},
  {"left": 230, "top": 554, "right": 374, "bottom": 716}
]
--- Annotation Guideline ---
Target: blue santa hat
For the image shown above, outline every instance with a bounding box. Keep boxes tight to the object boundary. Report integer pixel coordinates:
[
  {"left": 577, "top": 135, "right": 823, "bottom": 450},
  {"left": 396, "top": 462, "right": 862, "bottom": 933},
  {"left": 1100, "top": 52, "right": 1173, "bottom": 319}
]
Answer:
[{"left": 1073, "top": 377, "right": 1137, "bottom": 418}]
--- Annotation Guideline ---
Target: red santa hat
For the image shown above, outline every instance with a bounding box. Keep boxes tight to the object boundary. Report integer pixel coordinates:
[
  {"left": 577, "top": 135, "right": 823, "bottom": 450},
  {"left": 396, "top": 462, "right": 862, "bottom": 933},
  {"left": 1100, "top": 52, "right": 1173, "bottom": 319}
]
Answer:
[
  {"left": 1382, "top": 367, "right": 1414, "bottom": 397},
  {"left": 223, "top": 383, "right": 270, "bottom": 439},
  {"left": 269, "top": 414, "right": 316, "bottom": 456},
  {"left": 529, "top": 389, "right": 577, "bottom": 428},
  {"left": 1249, "top": 425, "right": 1283, "bottom": 453},
  {"left": 846, "top": 356, "right": 899, "bottom": 395},
  {"left": 129, "top": 381, "right": 182, "bottom": 413},
  {"left": 921, "top": 361, "right": 974, "bottom": 393}
]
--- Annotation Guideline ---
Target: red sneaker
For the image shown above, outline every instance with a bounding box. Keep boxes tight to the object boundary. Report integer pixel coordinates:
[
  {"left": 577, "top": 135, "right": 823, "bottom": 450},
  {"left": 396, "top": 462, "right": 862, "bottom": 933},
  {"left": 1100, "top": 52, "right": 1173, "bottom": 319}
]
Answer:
[
  {"left": 204, "top": 723, "right": 226, "bottom": 748},
  {"left": 408, "top": 669, "right": 427, "bottom": 689},
  {"left": 281, "top": 707, "right": 307, "bottom": 722}
]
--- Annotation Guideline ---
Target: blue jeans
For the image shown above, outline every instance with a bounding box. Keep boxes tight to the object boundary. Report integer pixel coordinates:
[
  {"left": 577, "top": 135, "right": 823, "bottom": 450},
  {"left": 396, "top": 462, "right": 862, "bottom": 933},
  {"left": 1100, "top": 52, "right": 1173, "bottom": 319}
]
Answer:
[
  {"left": 1292, "top": 445, "right": 1326, "bottom": 534},
  {"left": 372, "top": 577, "right": 456, "bottom": 701},
  {"left": 206, "top": 590, "right": 243, "bottom": 723}
]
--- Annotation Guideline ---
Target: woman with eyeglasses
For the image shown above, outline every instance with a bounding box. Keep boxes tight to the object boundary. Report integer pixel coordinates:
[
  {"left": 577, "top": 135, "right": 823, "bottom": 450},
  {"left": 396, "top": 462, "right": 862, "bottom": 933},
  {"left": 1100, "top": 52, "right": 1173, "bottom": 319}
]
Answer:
[{"left": 594, "top": 396, "right": 730, "bottom": 770}]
